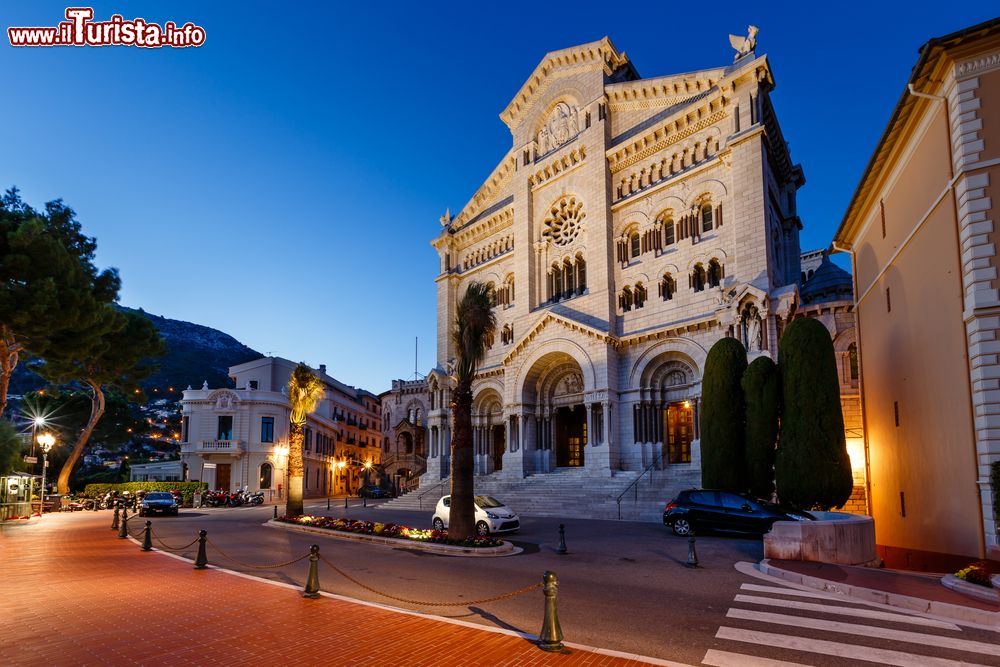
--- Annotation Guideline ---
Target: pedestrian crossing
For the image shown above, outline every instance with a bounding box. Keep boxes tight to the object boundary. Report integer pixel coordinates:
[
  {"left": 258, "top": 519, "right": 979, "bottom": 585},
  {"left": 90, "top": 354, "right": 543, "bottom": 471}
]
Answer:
[{"left": 705, "top": 581, "right": 1000, "bottom": 666}]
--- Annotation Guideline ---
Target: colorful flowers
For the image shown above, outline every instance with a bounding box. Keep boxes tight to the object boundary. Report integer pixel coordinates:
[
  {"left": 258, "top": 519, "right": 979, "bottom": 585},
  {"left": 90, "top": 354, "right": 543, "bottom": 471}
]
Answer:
[
  {"left": 954, "top": 560, "right": 998, "bottom": 587},
  {"left": 277, "top": 515, "right": 504, "bottom": 548}
]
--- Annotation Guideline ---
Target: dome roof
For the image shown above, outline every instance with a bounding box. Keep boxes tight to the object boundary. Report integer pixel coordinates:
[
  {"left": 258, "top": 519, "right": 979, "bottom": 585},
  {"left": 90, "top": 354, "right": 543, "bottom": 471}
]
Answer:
[{"left": 801, "top": 255, "right": 853, "bottom": 304}]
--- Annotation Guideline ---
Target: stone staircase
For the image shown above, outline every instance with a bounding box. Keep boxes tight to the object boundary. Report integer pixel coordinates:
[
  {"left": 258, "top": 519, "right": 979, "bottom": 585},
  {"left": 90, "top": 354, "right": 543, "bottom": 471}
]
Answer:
[{"left": 378, "top": 466, "right": 701, "bottom": 523}]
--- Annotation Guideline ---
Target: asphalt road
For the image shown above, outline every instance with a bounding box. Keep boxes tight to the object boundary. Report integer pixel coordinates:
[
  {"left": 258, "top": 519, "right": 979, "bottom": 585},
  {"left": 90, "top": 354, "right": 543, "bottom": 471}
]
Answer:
[{"left": 134, "top": 502, "right": 1000, "bottom": 666}]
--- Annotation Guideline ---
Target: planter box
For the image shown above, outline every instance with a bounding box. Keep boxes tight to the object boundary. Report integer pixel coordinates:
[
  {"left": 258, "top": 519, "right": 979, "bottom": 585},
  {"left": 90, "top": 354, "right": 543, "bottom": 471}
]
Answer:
[
  {"left": 942, "top": 573, "right": 1000, "bottom": 604},
  {"left": 265, "top": 519, "right": 517, "bottom": 557},
  {"left": 764, "top": 512, "right": 878, "bottom": 566}
]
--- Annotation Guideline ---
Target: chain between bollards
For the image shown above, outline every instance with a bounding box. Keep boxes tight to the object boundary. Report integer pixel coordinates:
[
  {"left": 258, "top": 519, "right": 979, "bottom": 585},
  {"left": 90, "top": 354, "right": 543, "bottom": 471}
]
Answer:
[
  {"left": 141, "top": 521, "right": 153, "bottom": 551},
  {"left": 537, "top": 570, "right": 564, "bottom": 652},
  {"left": 556, "top": 523, "right": 568, "bottom": 555},
  {"left": 686, "top": 534, "right": 698, "bottom": 568},
  {"left": 194, "top": 530, "right": 208, "bottom": 569},
  {"left": 117, "top": 508, "right": 129, "bottom": 539},
  {"left": 111, "top": 507, "right": 120, "bottom": 531},
  {"left": 303, "top": 544, "right": 321, "bottom": 598}
]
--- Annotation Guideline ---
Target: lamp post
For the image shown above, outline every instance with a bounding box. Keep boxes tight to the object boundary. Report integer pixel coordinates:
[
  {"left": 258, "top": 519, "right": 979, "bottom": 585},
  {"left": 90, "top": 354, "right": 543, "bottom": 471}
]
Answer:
[
  {"left": 36, "top": 432, "right": 55, "bottom": 515},
  {"left": 337, "top": 460, "right": 346, "bottom": 495},
  {"left": 274, "top": 443, "right": 289, "bottom": 500},
  {"left": 30, "top": 416, "right": 45, "bottom": 458}
]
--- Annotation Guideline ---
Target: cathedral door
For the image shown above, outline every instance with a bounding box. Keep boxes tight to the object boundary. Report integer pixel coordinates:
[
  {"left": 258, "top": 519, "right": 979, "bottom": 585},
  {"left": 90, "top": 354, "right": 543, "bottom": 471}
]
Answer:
[
  {"left": 492, "top": 424, "right": 505, "bottom": 471},
  {"left": 555, "top": 405, "right": 586, "bottom": 467},
  {"left": 664, "top": 403, "right": 693, "bottom": 464}
]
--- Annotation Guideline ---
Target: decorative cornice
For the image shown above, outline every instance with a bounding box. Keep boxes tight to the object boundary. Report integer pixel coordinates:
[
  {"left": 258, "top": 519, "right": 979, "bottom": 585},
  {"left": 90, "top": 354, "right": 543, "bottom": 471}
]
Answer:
[
  {"left": 605, "top": 69, "right": 725, "bottom": 112},
  {"left": 528, "top": 146, "right": 587, "bottom": 188},
  {"left": 452, "top": 207, "right": 514, "bottom": 247},
  {"left": 452, "top": 154, "right": 518, "bottom": 229},
  {"left": 956, "top": 50, "right": 1000, "bottom": 79},
  {"left": 607, "top": 108, "right": 728, "bottom": 174},
  {"left": 500, "top": 37, "right": 630, "bottom": 130},
  {"left": 503, "top": 312, "right": 616, "bottom": 365},
  {"left": 617, "top": 314, "right": 719, "bottom": 348}
]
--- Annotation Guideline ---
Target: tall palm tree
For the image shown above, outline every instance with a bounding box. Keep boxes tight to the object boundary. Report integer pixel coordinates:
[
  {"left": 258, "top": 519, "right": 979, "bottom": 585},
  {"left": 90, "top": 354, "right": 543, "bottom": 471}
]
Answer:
[
  {"left": 286, "top": 363, "right": 325, "bottom": 517},
  {"left": 449, "top": 282, "right": 496, "bottom": 539}
]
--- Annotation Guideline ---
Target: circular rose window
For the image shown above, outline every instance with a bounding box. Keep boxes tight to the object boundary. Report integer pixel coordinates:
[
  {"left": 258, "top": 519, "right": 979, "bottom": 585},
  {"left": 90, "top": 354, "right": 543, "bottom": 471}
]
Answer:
[{"left": 543, "top": 197, "right": 585, "bottom": 246}]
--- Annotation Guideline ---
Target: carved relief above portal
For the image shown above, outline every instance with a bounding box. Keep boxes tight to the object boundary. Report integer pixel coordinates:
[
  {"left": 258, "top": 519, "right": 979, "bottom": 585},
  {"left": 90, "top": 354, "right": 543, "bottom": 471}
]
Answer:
[
  {"left": 538, "top": 102, "right": 580, "bottom": 154},
  {"left": 554, "top": 371, "right": 584, "bottom": 397}
]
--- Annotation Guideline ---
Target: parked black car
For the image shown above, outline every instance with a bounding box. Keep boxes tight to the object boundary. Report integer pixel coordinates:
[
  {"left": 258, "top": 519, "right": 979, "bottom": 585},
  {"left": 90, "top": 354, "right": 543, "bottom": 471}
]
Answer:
[
  {"left": 663, "top": 489, "right": 813, "bottom": 536},
  {"left": 358, "top": 484, "right": 386, "bottom": 499},
  {"left": 139, "top": 491, "right": 179, "bottom": 517}
]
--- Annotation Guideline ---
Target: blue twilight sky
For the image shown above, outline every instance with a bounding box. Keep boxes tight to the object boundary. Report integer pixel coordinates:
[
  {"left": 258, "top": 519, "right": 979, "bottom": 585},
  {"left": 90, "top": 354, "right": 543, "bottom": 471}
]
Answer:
[{"left": 1, "top": 2, "right": 996, "bottom": 393}]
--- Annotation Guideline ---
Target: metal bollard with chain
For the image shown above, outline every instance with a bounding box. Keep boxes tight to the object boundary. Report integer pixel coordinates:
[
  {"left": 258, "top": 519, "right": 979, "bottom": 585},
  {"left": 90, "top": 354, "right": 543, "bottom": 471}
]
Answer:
[
  {"left": 111, "top": 507, "right": 120, "bottom": 531},
  {"left": 537, "top": 571, "right": 564, "bottom": 652},
  {"left": 141, "top": 521, "right": 153, "bottom": 551},
  {"left": 327, "top": 498, "right": 331, "bottom": 511},
  {"left": 273, "top": 505, "right": 278, "bottom": 520},
  {"left": 194, "top": 530, "right": 208, "bottom": 569},
  {"left": 118, "top": 508, "right": 129, "bottom": 539},
  {"left": 303, "top": 545, "right": 321, "bottom": 598},
  {"left": 686, "top": 535, "right": 698, "bottom": 568},
  {"left": 556, "top": 524, "right": 568, "bottom": 555}
]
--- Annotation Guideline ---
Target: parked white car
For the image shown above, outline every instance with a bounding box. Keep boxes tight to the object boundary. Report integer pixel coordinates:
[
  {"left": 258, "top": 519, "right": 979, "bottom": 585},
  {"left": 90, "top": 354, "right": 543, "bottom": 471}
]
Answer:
[{"left": 431, "top": 495, "right": 520, "bottom": 536}]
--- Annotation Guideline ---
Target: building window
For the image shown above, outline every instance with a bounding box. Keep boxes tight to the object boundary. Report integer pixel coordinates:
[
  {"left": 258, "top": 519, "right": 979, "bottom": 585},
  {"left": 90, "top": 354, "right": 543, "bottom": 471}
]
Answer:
[
  {"left": 620, "top": 286, "right": 633, "bottom": 312},
  {"left": 563, "top": 258, "right": 575, "bottom": 298},
  {"left": 630, "top": 232, "right": 640, "bottom": 258},
  {"left": 248, "top": 380, "right": 258, "bottom": 390},
  {"left": 660, "top": 273, "right": 675, "bottom": 301},
  {"left": 692, "top": 265, "right": 706, "bottom": 292},
  {"left": 635, "top": 282, "right": 647, "bottom": 309},
  {"left": 848, "top": 343, "right": 859, "bottom": 380},
  {"left": 261, "top": 417, "right": 274, "bottom": 443},
  {"left": 707, "top": 259, "right": 722, "bottom": 288},
  {"left": 576, "top": 254, "right": 586, "bottom": 293},
  {"left": 701, "top": 204, "right": 713, "bottom": 233},
  {"left": 181, "top": 416, "right": 189, "bottom": 443},
  {"left": 663, "top": 219, "right": 675, "bottom": 246},
  {"left": 260, "top": 462, "right": 273, "bottom": 489},
  {"left": 217, "top": 416, "right": 233, "bottom": 441},
  {"left": 305, "top": 427, "right": 312, "bottom": 451}
]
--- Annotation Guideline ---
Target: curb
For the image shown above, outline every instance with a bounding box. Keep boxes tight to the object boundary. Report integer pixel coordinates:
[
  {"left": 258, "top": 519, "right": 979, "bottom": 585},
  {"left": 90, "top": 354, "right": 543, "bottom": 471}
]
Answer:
[
  {"left": 759, "top": 559, "right": 1000, "bottom": 628},
  {"left": 264, "top": 520, "right": 521, "bottom": 557},
  {"left": 941, "top": 573, "right": 1000, "bottom": 604}
]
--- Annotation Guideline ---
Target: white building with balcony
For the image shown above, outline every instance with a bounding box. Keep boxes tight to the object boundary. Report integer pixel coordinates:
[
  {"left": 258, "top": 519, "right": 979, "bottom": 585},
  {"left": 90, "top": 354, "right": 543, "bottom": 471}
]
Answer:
[{"left": 179, "top": 357, "right": 382, "bottom": 496}]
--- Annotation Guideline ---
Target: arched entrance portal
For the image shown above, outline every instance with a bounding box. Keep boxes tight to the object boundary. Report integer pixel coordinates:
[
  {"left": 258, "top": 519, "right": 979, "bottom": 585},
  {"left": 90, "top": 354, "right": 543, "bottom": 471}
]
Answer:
[
  {"left": 522, "top": 352, "right": 587, "bottom": 470},
  {"left": 473, "top": 389, "right": 505, "bottom": 474}
]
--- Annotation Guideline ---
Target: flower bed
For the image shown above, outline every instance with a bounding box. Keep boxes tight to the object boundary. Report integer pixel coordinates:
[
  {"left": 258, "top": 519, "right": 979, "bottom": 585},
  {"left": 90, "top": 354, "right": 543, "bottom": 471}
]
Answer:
[
  {"left": 276, "top": 515, "right": 504, "bottom": 548},
  {"left": 954, "top": 560, "right": 1000, "bottom": 588}
]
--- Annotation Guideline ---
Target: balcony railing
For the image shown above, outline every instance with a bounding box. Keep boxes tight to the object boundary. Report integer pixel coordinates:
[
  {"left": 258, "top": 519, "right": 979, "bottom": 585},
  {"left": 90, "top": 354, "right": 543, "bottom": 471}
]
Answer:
[{"left": 192, "top": 439, "right": 244, "bottom": 453}]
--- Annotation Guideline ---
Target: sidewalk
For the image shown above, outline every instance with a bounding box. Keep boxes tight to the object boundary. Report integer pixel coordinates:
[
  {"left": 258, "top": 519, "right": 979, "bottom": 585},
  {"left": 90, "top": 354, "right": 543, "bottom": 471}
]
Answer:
[
  {"left": 0, "top": 513, "right": 657, "bottom": 666},
  {"left": 760, "top": 558, "right": 1000, "bottom": 627}
]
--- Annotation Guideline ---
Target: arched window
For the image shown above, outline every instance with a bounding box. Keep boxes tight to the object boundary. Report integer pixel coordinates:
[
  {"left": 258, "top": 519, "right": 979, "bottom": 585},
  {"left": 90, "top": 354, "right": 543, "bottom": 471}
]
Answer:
[
  {"left": 701, "top": 203, "right": 714, "bottom": 233},
  {"left": 503, "top": 274, "right": 515, "bottom": 306},
  {"left": 260, "top": 462, "right": 273, "bottom": 489},
  {"left": 692, "top": 264, "right": 706, "bottom": 292},
  {"left": 635, "top": 282, "right": 647, "bottom": 309},
  {"left": 663, "top": 219, "right": 675, "bottom": 246},
  {"left": 563, "top": 258, "right": 575, "bottom": 298},
  {"left": 848, "top": 343, "right": 859, "bottom": 380},
  {"left": 661, "top": 273, "right": 675, "bottom": 301},
  {"left": 486, "top": 281, "right": 497, "bottom": 307},
  {"left": 620, "top": 286, "right": 633, "bottom": 312},
  {"left": 551, "top": 263, "right": 563, "bottom": 301},
  {"left": 575, "top": 254, "right": 587, "bottom": 293},
  {"left": 707, "top": 259, "right": 722, "bottom": 288},
  {"left": 629, "top": 232, "right": 641, "bottom": 258}
]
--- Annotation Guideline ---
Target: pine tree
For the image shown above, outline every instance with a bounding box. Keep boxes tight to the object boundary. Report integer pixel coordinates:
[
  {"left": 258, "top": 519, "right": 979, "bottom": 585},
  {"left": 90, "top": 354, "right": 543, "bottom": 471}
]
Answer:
[
  {"left": 742, "top": 355, "right": 780, "bottom": 499},
  {"left": 775, "top": 317, "right": 853, "bottom": 509},
  {"left": 700, "top": 336, "right": 748, "bottom": 491}
]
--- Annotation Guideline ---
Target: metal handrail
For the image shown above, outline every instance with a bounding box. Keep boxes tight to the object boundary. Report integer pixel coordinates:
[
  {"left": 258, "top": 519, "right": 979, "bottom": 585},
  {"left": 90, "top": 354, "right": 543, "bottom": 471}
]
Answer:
[
  {"left": 416, "top": 478, "right": 448, "bottom": 511},
  {"left": 616, "top": 462, "right": 657, "bottom": 519}
]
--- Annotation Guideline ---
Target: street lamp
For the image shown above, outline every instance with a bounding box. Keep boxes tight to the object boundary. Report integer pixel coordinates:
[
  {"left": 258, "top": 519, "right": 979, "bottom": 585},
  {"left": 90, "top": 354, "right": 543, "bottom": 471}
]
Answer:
[
  {"left": 274, "top": 443, "right": 289, "bottom": 499},
  {"left": 36, "top": 432, "right": 56, "bottom": 515},
  {"left": 337, "top": 460, "right": 346, "bottom": 495},
  {"left": 31, "top": 416, "right": 46, "bottom": 457}
]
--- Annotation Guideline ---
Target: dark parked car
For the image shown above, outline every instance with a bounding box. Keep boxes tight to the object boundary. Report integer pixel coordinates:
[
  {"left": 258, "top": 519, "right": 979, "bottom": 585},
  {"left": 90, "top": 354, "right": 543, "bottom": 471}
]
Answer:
[
  {"left": 358, "top": 485, "right": 385, "bottom": 499},
  {"left": 663, "top": 489, "right": 813, "bottom": 536},
  {"left": 139, "top": 491, "right": 179, "bottom": 517}
]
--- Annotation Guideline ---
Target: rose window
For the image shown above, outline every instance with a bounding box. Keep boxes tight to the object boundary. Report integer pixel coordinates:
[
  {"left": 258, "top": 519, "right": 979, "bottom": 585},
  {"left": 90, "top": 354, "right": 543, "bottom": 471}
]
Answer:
[{"left": 543, "top": 196, "right": 585, "bottom": 246}]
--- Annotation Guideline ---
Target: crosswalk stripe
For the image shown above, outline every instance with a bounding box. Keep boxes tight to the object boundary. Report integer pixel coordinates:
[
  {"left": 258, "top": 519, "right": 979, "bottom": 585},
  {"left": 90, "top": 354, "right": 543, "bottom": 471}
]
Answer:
[
  {"left": 732, "top": 594, "right": 960, "bottom": 630},
  {"left": 715, "top": 626, "right": 990, "bottom": 667},
  {"left": 701, "top": 648, "right": 813, "bottom": 666},
  {"left": 726, "top": 608, "right": 998, "bottom": 656},
  {"left": 739, "top": 583, "right": 864, "bottom": 603}
]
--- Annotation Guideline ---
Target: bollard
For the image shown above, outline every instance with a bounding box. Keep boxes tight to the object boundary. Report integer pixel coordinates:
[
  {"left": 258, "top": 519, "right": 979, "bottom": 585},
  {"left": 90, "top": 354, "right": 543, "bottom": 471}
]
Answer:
[
  {"left": 686, "top": 535, "right": 698, "bottom": 568},
  {"left": 92, "top": 498, "right": 99, "bottom": 512},
  {"left": 111, "top": 507, "right": 120, "bottom": 531},
  {"left": 141, "top": 521, "right": 153, "bottom": 551},
  {"left": 303, "top": 544, "right": 321, "bottom": 598},
  {"left": 327, "top": 498, "right": 331, "bottom": 511},
  {"left": 194, "top": 530, "right": 208, "bottom": 569},
  {"left": 556, "top": 524, "right": 568, "bottom": 555},
  {"left": 363, "top": 496, "right": 367, "bottom": 508},
  {"left": 344, "top": 497, "right": 348, "bottom": 511},
  {"left": 537, "top": 571, "right": 564, "bottom": 652},
  {"left": 118, "top": 508, "right": 129, "bottom": 539},
  {"left": 273, "top": 505, "right": 278, "bottom": 520}
]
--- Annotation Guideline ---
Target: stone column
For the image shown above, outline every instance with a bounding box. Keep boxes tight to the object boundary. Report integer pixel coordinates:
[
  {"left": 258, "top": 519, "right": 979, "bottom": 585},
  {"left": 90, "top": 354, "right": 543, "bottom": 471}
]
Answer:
[{"left": 586, "top": 403, "right": 595, "bottom": 447}]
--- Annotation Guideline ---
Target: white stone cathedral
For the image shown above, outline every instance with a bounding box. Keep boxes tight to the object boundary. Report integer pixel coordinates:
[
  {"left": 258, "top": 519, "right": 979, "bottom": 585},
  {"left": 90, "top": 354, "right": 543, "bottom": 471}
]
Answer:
[{"left": 421, "top": 33, "right": 805, "bottom": 489}]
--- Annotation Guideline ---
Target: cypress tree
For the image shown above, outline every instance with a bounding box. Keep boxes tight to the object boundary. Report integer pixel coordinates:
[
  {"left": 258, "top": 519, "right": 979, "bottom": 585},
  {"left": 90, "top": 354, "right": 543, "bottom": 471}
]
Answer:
[
  {"left": 775, "top": 317, "right": 853, "bottom": 509},
  {"left": 700, "top": 336, "right": 748, "bottom": 491},
  {"left": 742, "top": 356, "right": 780, "bottom": 499}
]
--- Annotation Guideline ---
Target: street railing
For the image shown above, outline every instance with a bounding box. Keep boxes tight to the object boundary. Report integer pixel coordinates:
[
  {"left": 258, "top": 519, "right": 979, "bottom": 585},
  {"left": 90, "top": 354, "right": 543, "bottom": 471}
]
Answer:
[{"left": 616, "top": 462, "right": 656, "bottom": 519}]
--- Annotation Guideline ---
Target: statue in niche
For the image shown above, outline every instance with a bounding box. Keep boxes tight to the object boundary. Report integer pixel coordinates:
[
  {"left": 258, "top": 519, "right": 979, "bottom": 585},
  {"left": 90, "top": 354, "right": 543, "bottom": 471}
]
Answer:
[
  {"left": 539, "top": 102, "right": 580, "bottom": 153},
  {"left": 741, "top": 304, "right": 763, "bottom": 352}
]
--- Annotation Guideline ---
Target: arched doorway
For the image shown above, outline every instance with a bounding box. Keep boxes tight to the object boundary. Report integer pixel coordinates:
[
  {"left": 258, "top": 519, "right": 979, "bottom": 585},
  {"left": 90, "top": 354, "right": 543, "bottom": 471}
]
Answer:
[
  {"left": 473, "top": 388, "right": 505, "bottom": 474},
  {"left": 522, "top": 352, "right": 586, "bottom": 469},
  {"left": 638, "top": 351, "right": 700, "bottom": 467},
  {"left": 259, "top": 462, "right": 273, "bottom": 489}
]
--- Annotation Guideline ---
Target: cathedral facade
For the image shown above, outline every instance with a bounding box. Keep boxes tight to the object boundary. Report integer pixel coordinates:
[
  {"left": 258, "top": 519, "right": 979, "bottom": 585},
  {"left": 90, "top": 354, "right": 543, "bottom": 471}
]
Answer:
[{"left": 423, "top": 35, "right": 807, "bottom": 485}]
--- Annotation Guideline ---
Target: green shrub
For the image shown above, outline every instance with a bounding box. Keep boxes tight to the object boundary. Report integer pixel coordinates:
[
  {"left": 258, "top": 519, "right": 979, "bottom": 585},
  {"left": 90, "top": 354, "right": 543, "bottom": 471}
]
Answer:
[
  {"left": 743, "top": 356, "right": 780, "bottom": 499},
  {"left": 83, "top": 481, "right": 206, "bottom": 506},
  {"left": 701, "top": 337, "right": 748, "bottom": 491},
  {"left": 775, "top": 318, "right": 853, "bottom": 510}
]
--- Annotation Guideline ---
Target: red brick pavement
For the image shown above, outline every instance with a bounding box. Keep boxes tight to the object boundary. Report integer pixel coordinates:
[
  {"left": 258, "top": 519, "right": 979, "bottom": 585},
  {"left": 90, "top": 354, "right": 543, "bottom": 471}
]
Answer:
[{"left": 0, "top": 513, "right": 656, "bottom": 666}]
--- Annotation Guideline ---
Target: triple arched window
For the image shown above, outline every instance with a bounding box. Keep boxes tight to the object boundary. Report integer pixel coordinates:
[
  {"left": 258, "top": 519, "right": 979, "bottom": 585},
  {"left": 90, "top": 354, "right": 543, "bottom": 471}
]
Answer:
[
  {"left": 496, "top": 275, "right": 515, "bottom": 307},
  {"left": 547, "top": 253, "right": 587, "bottom": 302}
]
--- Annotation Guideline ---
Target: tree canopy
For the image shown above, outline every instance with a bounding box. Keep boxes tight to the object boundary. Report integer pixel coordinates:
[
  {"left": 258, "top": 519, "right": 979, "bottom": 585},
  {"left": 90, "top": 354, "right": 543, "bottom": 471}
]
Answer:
[
  {"left": 742, "top": 355, "right": 780, "bottom": 499},
  {"left": 700, "top": 336, "right": 748, "bottom": 492}
]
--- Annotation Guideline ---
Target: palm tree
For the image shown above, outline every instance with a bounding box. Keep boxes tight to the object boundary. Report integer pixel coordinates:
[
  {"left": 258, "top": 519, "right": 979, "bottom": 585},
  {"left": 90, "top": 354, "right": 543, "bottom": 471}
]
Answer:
[
  {"left": 449, "top": 282, "right": 496, "bottom": 539},
  {"left": 286, "top": 363, "right": 325, "bottom": 517}
]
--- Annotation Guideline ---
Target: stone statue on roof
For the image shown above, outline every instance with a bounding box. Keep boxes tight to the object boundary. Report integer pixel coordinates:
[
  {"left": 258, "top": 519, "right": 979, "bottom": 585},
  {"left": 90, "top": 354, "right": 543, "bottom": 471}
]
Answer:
[
  {"left": 439, "top": 208, "right": 452, "bottom": 227},
  {"left": 729, "top": 25, "right": 759, "bottom": 61}
]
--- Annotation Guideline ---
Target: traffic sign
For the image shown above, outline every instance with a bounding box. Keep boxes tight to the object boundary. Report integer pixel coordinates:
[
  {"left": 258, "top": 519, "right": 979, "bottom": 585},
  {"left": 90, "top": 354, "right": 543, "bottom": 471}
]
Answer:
[{"left": 23, "top": 455, "right": 37, "bottom": 464}]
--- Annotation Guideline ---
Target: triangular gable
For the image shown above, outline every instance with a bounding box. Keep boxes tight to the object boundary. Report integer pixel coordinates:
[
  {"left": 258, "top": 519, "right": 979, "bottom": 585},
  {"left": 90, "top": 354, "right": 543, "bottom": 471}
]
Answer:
[{"left": 503, "top": 311, "right": 615, "bottom": 365}]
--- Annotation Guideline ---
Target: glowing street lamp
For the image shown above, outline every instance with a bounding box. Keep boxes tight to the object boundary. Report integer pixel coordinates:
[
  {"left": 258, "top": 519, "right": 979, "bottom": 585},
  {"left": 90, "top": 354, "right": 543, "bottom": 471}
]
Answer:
[{"left": 36, "top": 432, "right": 56, "bottom": 515}]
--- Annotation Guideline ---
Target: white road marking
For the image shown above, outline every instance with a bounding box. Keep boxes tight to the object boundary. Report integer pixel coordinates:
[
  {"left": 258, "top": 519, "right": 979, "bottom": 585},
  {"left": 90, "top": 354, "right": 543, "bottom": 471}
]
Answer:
[
  {"left": 739, "top": 583, "right": 863, "bottom": 603},
  {"left": 702, "top": 648, "right": 813, "bottom": 666},
  {"left": 732, "top": 594, "right": 960, "bottom": 630},
  {"left": 726, "top": 608, "right": 999, "bottom": 656},
  {"left": 715, "top": 626, "right": 990, "bottom": 667}
]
